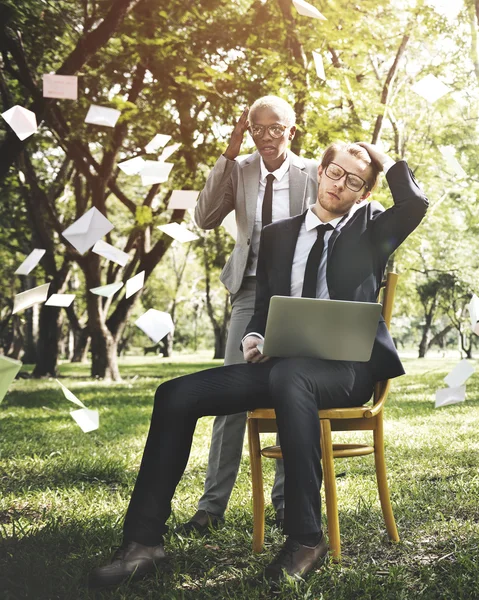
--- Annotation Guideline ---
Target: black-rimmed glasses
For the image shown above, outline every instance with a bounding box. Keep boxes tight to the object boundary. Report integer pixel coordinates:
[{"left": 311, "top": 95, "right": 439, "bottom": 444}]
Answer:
[
  {"left": 249, "top": 123, "right": 288, "bottom": 139},
  {"left": 325, "top": 162, "right": 368, "bottom": 192}
]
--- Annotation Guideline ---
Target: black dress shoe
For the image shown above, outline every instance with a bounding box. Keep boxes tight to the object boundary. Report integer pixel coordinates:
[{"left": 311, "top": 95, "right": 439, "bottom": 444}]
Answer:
[
  {"left": 264, "top": 534, "right": 328, "bottom": 582},
  {"left": 174, "top": 510, "right": 224, "bottom": 535},
  {"left": 88, "top": 541, "right": 167, "bottom": 589},
  {"left": 274, "top": 509, "right": 285, "bottom": 530}
]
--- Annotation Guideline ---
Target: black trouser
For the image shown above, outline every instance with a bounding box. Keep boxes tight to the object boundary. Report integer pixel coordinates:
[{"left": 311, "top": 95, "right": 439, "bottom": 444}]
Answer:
[{"left": 122, "top": 357, "right": 374, "bottom": 546}]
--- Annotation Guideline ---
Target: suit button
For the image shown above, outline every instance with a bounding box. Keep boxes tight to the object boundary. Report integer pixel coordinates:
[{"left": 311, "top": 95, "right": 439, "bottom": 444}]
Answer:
[{"left": 247, "top": 238, "right": 251, "bottom": 245}]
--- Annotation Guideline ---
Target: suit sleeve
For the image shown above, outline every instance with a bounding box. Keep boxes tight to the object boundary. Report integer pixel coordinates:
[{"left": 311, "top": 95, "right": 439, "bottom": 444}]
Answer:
[
  {"left": 243, "top": 227, "right": 272, "bottom": 339},
  {"left": 194, "top": 154, "right": 237, "bottom": 229}
]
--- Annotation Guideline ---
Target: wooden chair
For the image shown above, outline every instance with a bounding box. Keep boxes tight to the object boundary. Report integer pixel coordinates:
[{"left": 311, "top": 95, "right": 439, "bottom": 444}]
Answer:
[{"left": 247, "top": 271, "right": 400, "bottom": 560}]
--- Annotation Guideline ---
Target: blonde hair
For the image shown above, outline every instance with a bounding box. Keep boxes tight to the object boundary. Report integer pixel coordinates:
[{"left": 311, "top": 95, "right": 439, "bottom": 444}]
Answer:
[{"left": 248, "top": 96, "right": 296, "bottom": 127}]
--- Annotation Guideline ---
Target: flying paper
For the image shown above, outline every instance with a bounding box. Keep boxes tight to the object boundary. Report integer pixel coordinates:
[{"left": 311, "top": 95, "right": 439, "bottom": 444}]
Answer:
[
  {"left": 312, "top": 51, "right": 326, "bottom": 80},
  {"left": 412, "top": 74, "right": 450, "bottom": 103},
  {"left": 84, "top": 105, "right": 121, "bottom": 128},
  {"left": 45, "top": 294, "right": 76, "bottom": 307},
  {"left": 42, "top": 74, "right": 78, "bottom": 100},
  {"left": 158, "top": 143, "right": 181, "bottom": 162},
  {"left": 145, "top": 134, "right": 171, "bottom": 153},
  {"left": 92, "top": 240, "right": 129, "bottom": 267},
  {"left": 135, "top": 309, "right": 174, "bottom": 344},
  {"left": 1, "top": 105, "right": 38, "bottom": 140},
  {"left": 125, "top": 271, "right": 145, "bottom": 299},
  {"left": 140, "top": 161, "right": 174, "bottom": 186},
  {"left": 118, "top": 156, "right": 146, "bottom": 175},
  {"left": 90, "top": 282, "right": 124, "bottom": 297},
  {"left": 468, "top": 294, "right": 479, "bottom": 335},
  {"left": 438, "top": 146, "right": 467, "bottom": 179},
  {"left": 13, "top": 283, "right": 51, "bottom": 314},
  {"left": 56, "top": 378, "right": 86, "bottom": 408},
  {"left": 435, "top": 385, "right": 465, "bottom": 408},
  {"left": 62, "top": 207, "right": 114, "bottom": 255},
  {"left": 0, "top": 355, "right": 22, "bottom": 404},
  {"left": 444, "top": 360, "right": 475, "bottom": 388},
  {"left": 221, "top": 212, "right": 237, "bottom": 241},
  {"left": 167, "top": 190, "right": 200, "bottom": 210},
  {"left": 15, "top": 249, "right": 46, "bottom": 275},
  {"left": 70, "top": 408, "right": 99, "bottom": 433},
  {"left": 292, "top": 0, "right": 327, "bottom": 19},
  {"left": 157, "top": 223, "right": 199, "bottom": 243}
]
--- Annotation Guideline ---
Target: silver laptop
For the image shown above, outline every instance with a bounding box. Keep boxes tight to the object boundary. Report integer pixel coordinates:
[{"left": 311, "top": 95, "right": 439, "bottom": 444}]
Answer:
[{"left": 261, "top": 296, "right": 382, "bottom": 362}]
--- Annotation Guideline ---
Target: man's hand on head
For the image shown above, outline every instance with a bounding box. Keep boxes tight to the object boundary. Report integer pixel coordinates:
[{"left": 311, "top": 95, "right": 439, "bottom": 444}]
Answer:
[
  {"left": 356, "top": 142, "right": 392, "bottom": 171},
  {"left": 243, "top": 335, "right": 270, "bottom": 363},
  {"left": 224, "top": 107, "right": 250, "bottom": 161}
]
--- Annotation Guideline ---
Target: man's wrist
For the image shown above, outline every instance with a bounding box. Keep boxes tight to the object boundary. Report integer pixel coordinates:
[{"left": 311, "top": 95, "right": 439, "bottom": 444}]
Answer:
[
  {"left": 382, "top": 158, "right": 396, "bottom": 175},
  {"left": 242, "top": 332, "right": 264, "bottom": 345}
]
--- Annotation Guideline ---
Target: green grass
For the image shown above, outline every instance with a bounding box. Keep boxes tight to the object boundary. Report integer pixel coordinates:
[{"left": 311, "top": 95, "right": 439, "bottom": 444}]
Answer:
[{"left": 1, "top": 356, "right": 479, "bottom": 599}]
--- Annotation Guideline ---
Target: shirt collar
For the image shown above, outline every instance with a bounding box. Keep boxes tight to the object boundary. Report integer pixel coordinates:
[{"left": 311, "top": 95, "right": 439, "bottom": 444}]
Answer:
[
  {"left": 305, "top": 207, "right": 344, "bottom": 232},
  {"left": 260, "top": 152, "right": 290, "bottom": 183}
]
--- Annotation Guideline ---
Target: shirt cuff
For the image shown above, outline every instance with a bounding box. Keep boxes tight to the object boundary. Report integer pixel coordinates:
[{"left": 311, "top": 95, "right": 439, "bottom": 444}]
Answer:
[
  {"left": 382, "top": 158, "right": 396, "bottom": 175},
  {"left": 241, "top": 332, "right": 264, "bottom": 345}
]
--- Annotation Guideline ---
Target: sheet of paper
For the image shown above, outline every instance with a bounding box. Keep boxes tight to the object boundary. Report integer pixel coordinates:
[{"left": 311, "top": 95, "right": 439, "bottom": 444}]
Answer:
[
  {"left": 468, "top": 294, "right": 479, "bottom": 335},
  {"left": 292, "top": 0, "right": 327, "bottom": 19},
  {"left": 92, "top": 239, "right": 129, "bottom": 267},
  {"left": 0, "top": 355, "right": 22, "bottom": 404},
  {"left": 312, "top": 51, "right": 326, "bottom": 80},
  {"left": 435, "top": 385, "right": 466, "bottom": 408},
  {"left": 167, "top": 190, "right": 200, "bottom": 210},
  {"left": 45, "top": 294, "right": 76, "bottom": 307},
  {"left": 62, "top": 207, "right": 114, "bottom": 255},
  {"left": 140, "top": 161, "right": 174, "bottom": 185},
  {"left": 56, "top": 378, "right": 86, "bottom": 408},
  {"left": 157, "top": 223, "right": 199, "bottom": 243},
  {"left": 221, "top": 211, "right": 237, "bottom": 240},
  {"left": 42, "top": 74, "right": 78, "bottom": 100},
  {"left": 118, "top": 156, "right": 146, "bottom": 175},
  {"left": 135, "top": 309, "right": 174, "bottom": 343},
  {"left": 84, "top": 104, "right": 121, "bottom": 128},
  {"left": 15, "top": 249, "right": 46, "bottom": 275},
  {"left": 158, "top": 143, "right": 181, "bottom": 162},
  {"left": 125, "top": 271, "right": 145, "bottom": 299},
  {"left": 444, "top": 360, "right": 475, "bottom": 388},
  {"left": 70, "top": 408, "right": 99, "bottom": 433},
  {"left": 412, "top": 74, "right": 451, "bottom": 103},
  {"left": 13, "top": 282, "right": 51, "bottom": 314},
  {"left": 1, "top": 105, "right": 38, "bottom": 140},
  {"left": 145, "top": 134, "right": 171, "bottom": 153},
  {"left": 90, "top": 282, "right": 124, "bottom": 297},
  {"left": 438, "top": 146, "right": 467, "bottom": 179}
]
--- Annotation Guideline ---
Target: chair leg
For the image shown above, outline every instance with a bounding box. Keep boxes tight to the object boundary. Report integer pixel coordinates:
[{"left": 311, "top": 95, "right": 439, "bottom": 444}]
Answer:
[
  {"left": 320, "top": 419, "right": 341, "bottom": 561},
  {"left": 374, "top": 416, "right": 399, "bottom": 542},
  {"left": 248, "top": 418, "right": 265, "bottom": 553}
]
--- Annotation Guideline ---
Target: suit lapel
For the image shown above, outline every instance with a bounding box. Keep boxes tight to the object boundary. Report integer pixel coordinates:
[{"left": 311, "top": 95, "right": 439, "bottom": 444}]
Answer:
[
  {"left": 242, "top": 153, "right": 261, "bottom": 236},
  {"left": 288, "top": 153, "right": 310, "bottom": 215},
  {"left": 276, "top": 214, "right": 304, "bottom": 295}
]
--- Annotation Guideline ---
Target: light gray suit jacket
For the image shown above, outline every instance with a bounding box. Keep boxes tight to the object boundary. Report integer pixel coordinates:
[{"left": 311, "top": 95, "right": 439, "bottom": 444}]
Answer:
[{"left": 195, "top": 151, "right": 319, "bottom": 294}]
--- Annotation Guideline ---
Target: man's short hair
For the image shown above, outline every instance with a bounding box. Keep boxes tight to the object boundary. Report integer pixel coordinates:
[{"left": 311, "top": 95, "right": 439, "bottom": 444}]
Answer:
[
  {"left": 249, "top": 96, "right": 296, "bottom": 127},
  {"left": 321, "top": 142, "right": 382, "bottom": 192}
]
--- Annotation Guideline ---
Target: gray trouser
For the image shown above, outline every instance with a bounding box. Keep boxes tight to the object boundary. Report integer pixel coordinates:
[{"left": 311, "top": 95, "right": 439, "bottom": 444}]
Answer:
[{"left": 197, "top": 277, "right": 285, "bottom": 517}]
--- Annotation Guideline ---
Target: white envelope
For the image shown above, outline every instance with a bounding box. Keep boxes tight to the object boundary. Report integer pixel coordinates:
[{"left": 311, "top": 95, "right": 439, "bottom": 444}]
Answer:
[
  {"left": 70, "top": 408, "right": 99, "bottom": 433},
  {"left": 13, "top": 282, "right": 51, "bottom": 314},
  {"left": 126, "top": 271, "right": 145, "bottom": 299},
  {"left": 221, "top": 211, "right": 237, "bottom": 240},
  {"left": 140, "top": 161, "right": 174, "bottom": 185},
  {"left": 1, "top": 105, "right": 38, "bottom": 140},
  {"left": 438, "top": 146, "right": 467, "bottom": 179},
  {"left": 468, "top": 294, "right": 479, "bottom": 335},
  {"left": 90, "top": 282, "right": 124, "bottom": 297},
  {"left": 92, "top": 240, "right": 129, "bottom": 267},
  {"left": 0, "top": 355, "right": 22, "bottom": 404},
  {"left": 292, "top": 0, "right": 327, "bottom": 19},
  {"left": 84, "top": 104, "right": 121, "bottom": 127},
  {"left": 444, "top": 360, "right": 475, "bottom": 388},
  {"left": 118, "top": 156, "right": 146, "bottom": 175},
  {"left": 412, "top": 74, "right": 450, "bottom": 103},
  {"left": 312, "top": 51, "right": 326, "bottom": 80},
  {"left": 56, "top": 378, "right": 86, "bottom": 408},
  {"left": 158, "top": 143, "right": 181, "bottom": 162},
  {"left": 15, "top": 249, "right": 46, "bottom": 275},
  {"left": 157, "top": 223, "right": 199, "bottom": 243},
  {"left": 62, "top": 207, "right": 114, "bottom": 255},
  {"left": 145, "top": 134, "right": 171, "bottom": 153},
  {"left": 167, "top": 190, "right": 200, "bottom": 210},
  {"left": 45, "top": 294, "right": 76, "bottom": 307},
  {"left": 435, "top": 385, "right": 466, "bottom": 408},
  {"left": 135, "top": 309, "right": 174, "bottom": 343},
  {"left": 42, "top": 74, "right": 78, "bottom": 100}
]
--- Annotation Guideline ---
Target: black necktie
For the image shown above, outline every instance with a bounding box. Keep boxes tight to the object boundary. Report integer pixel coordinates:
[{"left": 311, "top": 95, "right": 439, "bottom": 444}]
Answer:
[
  {"left": 301, "top": 224, "right": 334, "bottom": 298},
  {"left": 262, "top": 174, "right": 275, "bottom": 227}
]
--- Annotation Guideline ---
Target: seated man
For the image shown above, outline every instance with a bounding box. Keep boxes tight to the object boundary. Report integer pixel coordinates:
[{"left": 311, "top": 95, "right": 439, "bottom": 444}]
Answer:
[{"left": 89, "top": 142, "right": 428, "bottom": 588}]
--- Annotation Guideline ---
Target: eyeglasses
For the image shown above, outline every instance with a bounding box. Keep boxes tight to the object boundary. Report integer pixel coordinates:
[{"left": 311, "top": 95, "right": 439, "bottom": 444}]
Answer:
[
  {"left": 325, "top": 162, "right": 368, "bottom": 192},
  {"left": 249, "top": 123, "right": 288, "bottom": 139}
]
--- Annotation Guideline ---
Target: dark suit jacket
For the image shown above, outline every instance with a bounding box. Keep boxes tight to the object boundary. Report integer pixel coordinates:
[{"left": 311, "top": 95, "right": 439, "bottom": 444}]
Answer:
[{"left": 244, "top": 160, "right": 429, "bottom": 382}]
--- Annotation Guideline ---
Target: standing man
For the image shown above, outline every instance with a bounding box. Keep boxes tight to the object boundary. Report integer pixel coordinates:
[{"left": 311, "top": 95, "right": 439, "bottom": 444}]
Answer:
[{"left": 187, "top": 96, "right": 319, "bottom": 532}]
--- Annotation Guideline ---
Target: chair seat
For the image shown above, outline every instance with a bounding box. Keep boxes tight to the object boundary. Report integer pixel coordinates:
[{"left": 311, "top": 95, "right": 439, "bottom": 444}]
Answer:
[
  {"left": 261, "top": 443, "right": 375, "bottom": 460},
  {"left": 248, "top": 404, "right": 377, "bottom": 421}
]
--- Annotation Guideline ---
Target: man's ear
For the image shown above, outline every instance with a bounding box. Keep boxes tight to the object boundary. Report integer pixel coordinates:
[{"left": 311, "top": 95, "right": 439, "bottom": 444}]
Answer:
[
  {"left": 289, "top": 125, "right": 297, "bottom": 140},
  {"left": 358, "top": 190, "right": 371, "bottom": 202},
  {"left": 317, "top": 165, "right": 323, "bottom": 180}
]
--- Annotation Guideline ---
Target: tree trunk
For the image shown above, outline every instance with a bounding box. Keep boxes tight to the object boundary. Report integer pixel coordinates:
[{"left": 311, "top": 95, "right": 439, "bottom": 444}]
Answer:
[
  {"left": 72, "top": 329, "right": 90, "bottom": 363},
  {"left": 213, "top": 326, "right": 227, "bottom": 359},
  {"left": 90, "top": 324, "right": 120, "bottom": 380},
  {"left": 418, "top": 317, "right": 433, "bottom": 358},
  {"left": 32, "top": 305, "right": 62, "bottom": 377}
]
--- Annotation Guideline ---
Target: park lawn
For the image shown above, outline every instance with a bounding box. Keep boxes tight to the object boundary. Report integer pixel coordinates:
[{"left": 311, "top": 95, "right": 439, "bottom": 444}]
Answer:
[{"left": 1, "top": 356, "right": 479, "bottom": 600}]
